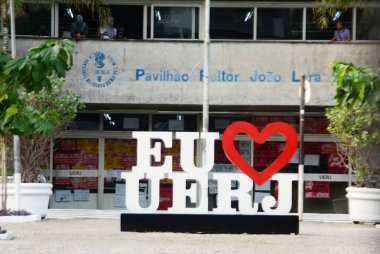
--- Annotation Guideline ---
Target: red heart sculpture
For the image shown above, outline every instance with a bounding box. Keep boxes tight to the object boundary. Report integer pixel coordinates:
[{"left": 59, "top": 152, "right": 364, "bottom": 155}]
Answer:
[{"left": 222, "top": 121, "right": 298, "bottom": 186}]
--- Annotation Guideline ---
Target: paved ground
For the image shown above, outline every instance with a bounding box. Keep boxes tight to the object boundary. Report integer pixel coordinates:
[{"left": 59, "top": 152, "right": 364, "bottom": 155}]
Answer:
[
  {"left": 44, "top": 209, "right": 352, "bottom": 222},
  {"left": 0, "top": 219, "right": 379, "bottom": 254}
]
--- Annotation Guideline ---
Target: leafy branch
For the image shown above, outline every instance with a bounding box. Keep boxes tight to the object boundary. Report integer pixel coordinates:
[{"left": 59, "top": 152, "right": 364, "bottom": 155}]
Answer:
[
  {"left": 332, "top": 61, "right": 380, "bottom": 108},
  {"left": 1, "top": 39, "right": 83, "bottom": 185},
  {"left": 326, "top": 61, "right": 380, "bottom": 187},
  {"left": 314, "top": 0, "right": 361, "bottom": 29}
]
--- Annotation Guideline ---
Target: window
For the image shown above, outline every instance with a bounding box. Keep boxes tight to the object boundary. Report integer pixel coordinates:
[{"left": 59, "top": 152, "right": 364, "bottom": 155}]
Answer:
[
  {"left": 254, "top": 116, "right": 329, "bottom": 134},
  {"left": 253, "top": 141, "right": 348, "bottom": 213},
  {"left": 153, "top": 7, "right": 199, "bottom": 39},
  {"left": 68, "top": 113, "right": 100, "bottom": 131},
  {"left": 59, "top": 4, "right": 144, "bottom": 39},
  {"left": 53, "top": 138, "right": 99, "bottom": 192},
  {"left": 103, "top": 114, "right": 149, "bottom": 131},
  {"left": 16, "top": 4, "right": 51, "bottom": 36},
  {"left": 209, "top": 116, "right": 251, "bottom": 133},
  {"left": 356, "top": 8, "right": 380, "bottom": 40},
  {"left": 58, "top": 5, "right": 99, "bottom": 38},
  {"left": 257, "top": 8, "right": 303, "bottom": 40},
  {"left": 147, "top": 7, "right": 151, "bottom": 39},
  {"left": 109, "top": 5, "right": 143, "bottom": 39},
  {"left": 152, "top": 114, "right": 197, "bottom": 131},
  {"left": 210, "top": 8, "right": 253, "bottom": 39},
  {"left": 306, "top": 8, "right": 352, "bottom": 40},
  {"left": 53, "top": 138, "right": 99, "bottom": 170}
]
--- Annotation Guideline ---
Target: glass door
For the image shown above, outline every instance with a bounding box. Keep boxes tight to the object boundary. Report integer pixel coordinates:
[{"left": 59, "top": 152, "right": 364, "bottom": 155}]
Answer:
[
  {"left": 51, "top": 138, "right": 99, "bottom": 209},
  {"left": 102, "top": 137, "right": 196, "bottom": 210},
  {"left": 103, "top": 138, "right": 137, "bottom": 210}
]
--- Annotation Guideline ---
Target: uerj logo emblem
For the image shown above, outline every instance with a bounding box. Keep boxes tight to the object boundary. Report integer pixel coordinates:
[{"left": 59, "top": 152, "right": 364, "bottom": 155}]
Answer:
[
  {"left": 82, "top": 51, "right": 118, "bottom": 88},
  {"left": 121, "top": 121, "right": 299, "bottom": 215}
]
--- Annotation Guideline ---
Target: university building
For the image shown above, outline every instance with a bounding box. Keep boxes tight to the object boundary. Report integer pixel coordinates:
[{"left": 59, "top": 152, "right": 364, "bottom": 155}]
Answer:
[{"left": 13, "top": 0, "right": 380, "bottom": 212}]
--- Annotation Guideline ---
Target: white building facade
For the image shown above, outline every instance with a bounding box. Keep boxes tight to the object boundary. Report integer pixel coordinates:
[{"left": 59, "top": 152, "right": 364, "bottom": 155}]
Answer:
[{"left": 13, "top": 0, "right": 380, "bottom": 213}]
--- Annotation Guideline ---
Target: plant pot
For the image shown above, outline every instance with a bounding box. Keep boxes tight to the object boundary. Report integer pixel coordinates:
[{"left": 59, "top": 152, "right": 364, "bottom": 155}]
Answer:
[
  {"left": 0, "top": 183, "right": 52, "bottom": 218},
  {"left": 346, "top": 187, "right": 380, "bottom": 224}
]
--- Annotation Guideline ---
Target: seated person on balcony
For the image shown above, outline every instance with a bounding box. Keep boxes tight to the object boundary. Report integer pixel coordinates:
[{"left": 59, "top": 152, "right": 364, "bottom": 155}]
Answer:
[
  {"left": 101, "top": 16, "right": 117, "bottom": 40},
  {"left": 70, "top": 15, "right": 88, "bottom": 40},
  {"left": 332, "top": 20, "right": 351, "bottom": 42},
  {"left": 116, "top": 27, "right": 127, "bottom": 40}
]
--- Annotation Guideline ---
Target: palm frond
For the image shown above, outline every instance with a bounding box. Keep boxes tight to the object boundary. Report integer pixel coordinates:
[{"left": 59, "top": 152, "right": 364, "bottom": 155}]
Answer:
[
  {"left": 313, "top": 0, "right": 362, "bottom": 29},
  {"left": 50, "top": 0, "right": 110, "bottom": 27},
  {"left": 1, "top": 0, "right": 110, "bottom": 27}
]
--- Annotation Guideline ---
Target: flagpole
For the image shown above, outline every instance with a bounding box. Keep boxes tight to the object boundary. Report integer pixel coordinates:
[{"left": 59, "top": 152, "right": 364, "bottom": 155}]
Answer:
[
  {"left": 199, "top": 0, "right": 210, "bottom": 208},
  {"left": 202, "top": 0, "right": 210, "bottom": 134}
]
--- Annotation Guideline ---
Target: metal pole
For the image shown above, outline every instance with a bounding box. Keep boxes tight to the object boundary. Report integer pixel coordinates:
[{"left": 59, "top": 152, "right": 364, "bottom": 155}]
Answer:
[
  {"left": 298, "top": 75, "right": 305, "bottom": 221},
  {"left": 13, "top": 136, "right": 21, "bottom": 210},
  {"left": 198, "top": 0, "right": 210, "bottom": 208},
  {"left": 9, "top": 0, "right": 16, "bottom": 58},
  {"left": 9, "top": 0, "right": 21, "bottom": 210},
  {"left": 202, "top": 0, "right": 210, "bottom": 134}
]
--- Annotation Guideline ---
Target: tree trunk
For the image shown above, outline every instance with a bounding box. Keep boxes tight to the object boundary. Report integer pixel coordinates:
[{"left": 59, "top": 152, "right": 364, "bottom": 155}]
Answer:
[
  {"left": 2, "top": 2, "right": 9, "bottom": 52},
  {"left": 1, "top": 136, "right": 7, "bottom": 211}
]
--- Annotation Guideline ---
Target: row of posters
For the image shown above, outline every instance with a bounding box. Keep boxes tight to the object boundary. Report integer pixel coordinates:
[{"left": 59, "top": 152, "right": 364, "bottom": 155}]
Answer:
[
  {"left": 54, "top": 139, "right": 344, "bottom": 173},
  {"left": 53, "top": 138, "right": 345, "bottom": 199},
  {"left": 104, "top": 139, "right": 196, "bottom": 171},
  {"left": 54, "top": 139, "right": 98, "bottom": 170},
  {"left": 54, "top": 177, "right": 98, "bottom": 188},
  {"left": 253, "top": 142, "right": 346, "bottom": 174},
  {"left": 254, "top": 116, "right": 329, "bottom": 134}
]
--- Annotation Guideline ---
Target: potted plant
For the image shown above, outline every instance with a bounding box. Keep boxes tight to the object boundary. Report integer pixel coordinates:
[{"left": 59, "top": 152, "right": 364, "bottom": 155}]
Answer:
[
  {"left": 326, "top": 61, "right": 380, "bottom": 224},
  {"left": 0, "top": 39, "right": 82, "bottom": 218}
]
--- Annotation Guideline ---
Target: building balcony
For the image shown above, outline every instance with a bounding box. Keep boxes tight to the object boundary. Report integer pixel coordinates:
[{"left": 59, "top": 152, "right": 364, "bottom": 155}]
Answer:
[{"left": 15, "top": 38, "right": 380, "bottom": 108}]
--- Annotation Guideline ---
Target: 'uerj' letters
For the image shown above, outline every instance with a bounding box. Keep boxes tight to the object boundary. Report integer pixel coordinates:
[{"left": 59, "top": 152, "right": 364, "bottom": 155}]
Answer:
[{"left": 121, "top": 131, "right": 297, "bottom": 215}]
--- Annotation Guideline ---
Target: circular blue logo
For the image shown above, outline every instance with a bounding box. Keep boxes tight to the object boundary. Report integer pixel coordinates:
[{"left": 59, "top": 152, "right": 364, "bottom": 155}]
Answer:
[{"left": 82, "top": 51, "right": 118, "bottom": 88}]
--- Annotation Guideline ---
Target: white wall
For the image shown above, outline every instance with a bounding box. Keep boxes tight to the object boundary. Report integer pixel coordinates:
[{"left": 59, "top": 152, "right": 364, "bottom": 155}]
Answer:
[{"left": 16, "top": 39, "right": 380, "bottom": 107}]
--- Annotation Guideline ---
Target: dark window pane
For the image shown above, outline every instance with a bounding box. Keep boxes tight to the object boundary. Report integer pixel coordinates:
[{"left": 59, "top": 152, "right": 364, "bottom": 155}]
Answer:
[
  {"left": 254, "top": 116, "right": 329, "bottom": 134},
  {"left": 209, "top": 116, "right": 251, "bottom": 133},
  {"left": 68, "top": 113, "right": 100, "bottom": 130},
  {"left": 58, "top": 5, "right": 99, "bottom": 38},
  {"left": 147, "top": 7, "right": 151, "bottom": 39},
  {"left": 304, "top": 182, "right": 348, "bottom": 213},
  {"left": 109, "top": 5, "right": 143, "bottom": 40},
  {"left": 59, "top": 5, "right": 143, "bottom": 39},
  {"left": 257, "top": 8, "right": 303, "bottom": 40},
  {"left": 103, "top": 114, "right": 149, "bottom": 131},
  {"left": 306, "top": 8, "right": 352, "bottom": 40},
  {"left": 16, "top": 4, "right": 51, "bottom": 36},
  {"left": 152, "top": 115, "right": 197, "bottom": 131},
  {"left": 154, "top": 7, "right": 199, "bottom": 39},
  {"left": 210, "top": 8, "right": 253, "bottom": 39},
  {"left": 356, "top": 8, "right": 380, "bottom": 40}
]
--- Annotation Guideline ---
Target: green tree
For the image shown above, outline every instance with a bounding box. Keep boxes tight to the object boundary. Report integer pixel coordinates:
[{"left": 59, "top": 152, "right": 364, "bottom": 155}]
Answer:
[
  {"left": 0, "top": 39, "right": 81, "bottom": 210},
  {"left": 16, "top": 78, "right": 84, "bottom": 182},
  {"left": 326, "top": 62, "right": 380, "bottom": 187},
  {"left": 332, "top": 62, "right": 380, "bottom": 108}
]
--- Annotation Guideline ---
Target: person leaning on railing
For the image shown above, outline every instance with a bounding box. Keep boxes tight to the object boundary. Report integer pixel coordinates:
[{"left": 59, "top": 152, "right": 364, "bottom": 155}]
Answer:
[
  {"left": 332, "top": 19, "right": 351, "bottom": 42},
  {"left": 101, "top": 16, "right": 117, "bottom": 40},
  {"left": 70, "top": 15, "right": 89, "bottom": 40}
]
